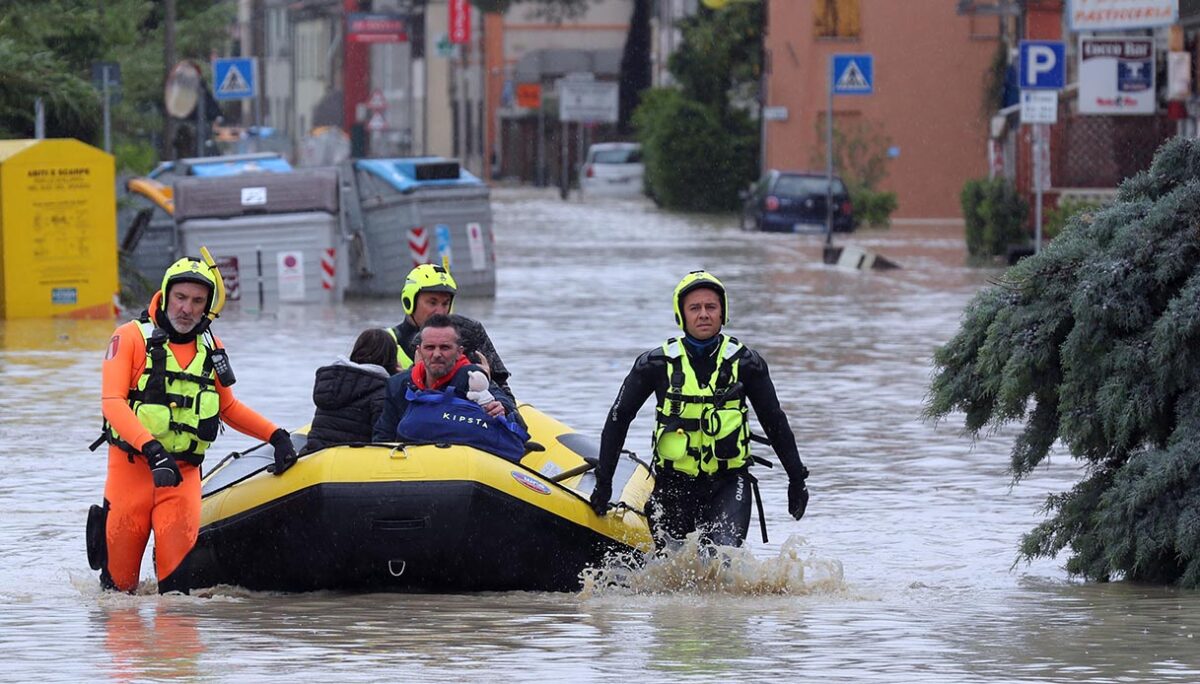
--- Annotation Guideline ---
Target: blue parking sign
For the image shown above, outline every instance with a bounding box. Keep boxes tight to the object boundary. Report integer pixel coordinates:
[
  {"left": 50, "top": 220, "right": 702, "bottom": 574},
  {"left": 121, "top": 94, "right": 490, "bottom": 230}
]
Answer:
[{"left": 1019, "top": 41, "right": 1065, "bottom": 90}]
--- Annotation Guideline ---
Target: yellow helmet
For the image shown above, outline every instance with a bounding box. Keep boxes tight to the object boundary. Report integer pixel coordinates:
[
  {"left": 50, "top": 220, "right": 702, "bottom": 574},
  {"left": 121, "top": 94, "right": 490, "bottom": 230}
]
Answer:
[
  {"left": 673, "top": 270, "right": 727, "bottom": 329},
  {"left": 160, "top": 257, "right": 218, "bottom": 314},
  {"left": 401, "top": 263, "right": 457, "bottom": 316}
]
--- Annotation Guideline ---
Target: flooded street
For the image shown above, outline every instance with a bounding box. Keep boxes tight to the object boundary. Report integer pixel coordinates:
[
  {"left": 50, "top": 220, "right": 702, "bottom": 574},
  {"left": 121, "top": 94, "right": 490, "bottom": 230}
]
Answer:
[{"left": 2, "top": 187, "right": 1199, "bottom": 682}]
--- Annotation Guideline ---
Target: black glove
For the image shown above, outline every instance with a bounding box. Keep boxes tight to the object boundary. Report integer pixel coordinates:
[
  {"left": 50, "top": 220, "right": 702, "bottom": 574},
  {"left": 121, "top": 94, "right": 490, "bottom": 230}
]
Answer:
[
  {"left": 589, "top": 480, "right": 613, "bottom": 516},
  {"left": 143, "top": 440, "right": 181, "bottom": 488},
  {"left": 788, "top": 478, "right": 809, "bottom": 521},
  {"left": 268, "top": 428, "right": 298, "bottom": 476}
]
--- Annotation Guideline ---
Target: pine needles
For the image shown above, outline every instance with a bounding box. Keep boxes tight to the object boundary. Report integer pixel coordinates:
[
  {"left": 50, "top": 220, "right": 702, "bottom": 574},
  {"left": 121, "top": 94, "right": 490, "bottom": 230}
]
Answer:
[{"left": 926, "top": 136, "right": 1200, "bottom": 586}]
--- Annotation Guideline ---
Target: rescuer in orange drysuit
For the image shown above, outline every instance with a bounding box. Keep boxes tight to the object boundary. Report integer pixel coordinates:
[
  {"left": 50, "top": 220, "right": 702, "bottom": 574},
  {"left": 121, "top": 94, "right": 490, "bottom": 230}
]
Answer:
[{"left": 88, "top": 256, "right": 297, "bottom": 593}]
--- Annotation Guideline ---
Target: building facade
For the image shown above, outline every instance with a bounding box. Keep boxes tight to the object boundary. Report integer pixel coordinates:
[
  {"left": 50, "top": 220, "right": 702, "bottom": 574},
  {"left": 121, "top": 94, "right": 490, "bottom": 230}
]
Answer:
[
  {"left": 982, "top": 0, "right": 1178, "bottom": 229},
  {"left": 484, "top": 1, "right": 635, "bottom": 184},
  {"left": 764, "top": 0, "right": 999, "bottom": 220},
  {"left": 246, "top": 0, "right": 464, "bottom": 165}
]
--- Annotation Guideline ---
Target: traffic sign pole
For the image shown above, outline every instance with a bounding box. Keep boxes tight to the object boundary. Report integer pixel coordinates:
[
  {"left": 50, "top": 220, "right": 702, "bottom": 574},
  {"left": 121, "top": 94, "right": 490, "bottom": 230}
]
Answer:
[
  {"left": 825, "top": 54, "right": 874, "bottom": 250},
  {"left": 826, "top": 54, "right": 835, "bottom": 246},
  {"left": 102, "top": 66, "right": 112, "bottom": 154},
  {"left": 537, "top": 104, "right": 545, "bottom": 187},
  {"left": 197, "top": 83, "right": 206, "bottom": 157},
  {"left": 1034, "top": 123, "right": 1046, "bottom": 254},
  {"left": 1017, "top": 40, "right": 1064, "bottom": 255},
  {"left": 92, "top": 61, "right": 121, "bottom": 153},
  {"left": 560, "top": 120, "right": 570, "bottom": 200}
]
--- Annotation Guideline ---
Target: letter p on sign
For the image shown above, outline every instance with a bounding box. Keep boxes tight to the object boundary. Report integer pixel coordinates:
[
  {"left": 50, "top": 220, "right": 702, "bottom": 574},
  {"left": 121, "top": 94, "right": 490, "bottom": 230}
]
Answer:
[{"left": 1020, "top": 40, "right": 1065, "bottom": 90}]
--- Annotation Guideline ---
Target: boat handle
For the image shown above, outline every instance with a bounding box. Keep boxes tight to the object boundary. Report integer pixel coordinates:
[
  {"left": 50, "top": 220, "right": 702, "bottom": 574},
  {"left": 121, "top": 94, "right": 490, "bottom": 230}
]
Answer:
[{"left": 389, "top": 445, "right": 409, "bottom": 460}]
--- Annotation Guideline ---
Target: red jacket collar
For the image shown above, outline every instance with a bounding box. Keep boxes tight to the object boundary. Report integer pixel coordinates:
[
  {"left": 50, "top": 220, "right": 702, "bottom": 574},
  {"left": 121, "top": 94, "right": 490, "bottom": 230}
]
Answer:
[{"left": 411, "top": 355, "right": 471, "bottom": 390}]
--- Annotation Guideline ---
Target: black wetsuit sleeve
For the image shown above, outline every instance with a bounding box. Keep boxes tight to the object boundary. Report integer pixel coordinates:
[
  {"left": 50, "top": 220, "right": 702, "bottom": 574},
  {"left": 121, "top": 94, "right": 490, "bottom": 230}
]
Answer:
[
  {"left": 454, "top": 315, "right": 512, "bottom": 396},
  {"left": 740, "top": 349, "right": 807, "bottom": 481},
  {"left": 394, "top": 321, "right": 418, "bottom": 363},
  {"left": 372, "top": 373, "right": 410, "bottom": 441},
  {"left": 595, "top": 350, "right": 660, "bottom": 486}
]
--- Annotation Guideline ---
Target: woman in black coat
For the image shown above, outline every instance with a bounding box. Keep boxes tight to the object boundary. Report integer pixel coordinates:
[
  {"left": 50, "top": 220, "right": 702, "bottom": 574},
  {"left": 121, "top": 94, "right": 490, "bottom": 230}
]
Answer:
[{"left": 301, "top": 329, "right": 398, "bottom": 454}]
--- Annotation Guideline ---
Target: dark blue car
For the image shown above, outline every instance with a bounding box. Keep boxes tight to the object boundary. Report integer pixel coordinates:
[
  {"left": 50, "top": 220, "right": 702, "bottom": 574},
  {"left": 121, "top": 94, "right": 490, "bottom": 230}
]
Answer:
[{"left": 741, "top": 170, "right": 854, "bottom": 233}]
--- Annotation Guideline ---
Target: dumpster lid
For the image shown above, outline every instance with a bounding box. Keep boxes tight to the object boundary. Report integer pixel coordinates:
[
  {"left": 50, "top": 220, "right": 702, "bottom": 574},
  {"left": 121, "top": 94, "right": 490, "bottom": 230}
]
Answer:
[
  {"left": 355, "top": 157, "right": 482, "bottom": 193},
  {"left": 149, "top": 153, "right": 293, "bottom": 179}
]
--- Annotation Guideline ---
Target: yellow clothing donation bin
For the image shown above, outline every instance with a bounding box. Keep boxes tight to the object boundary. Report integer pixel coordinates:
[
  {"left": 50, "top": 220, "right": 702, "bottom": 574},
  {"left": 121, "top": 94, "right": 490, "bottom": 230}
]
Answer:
[{"left": 0, "top": 139, "right": 118, "bottom": 319}]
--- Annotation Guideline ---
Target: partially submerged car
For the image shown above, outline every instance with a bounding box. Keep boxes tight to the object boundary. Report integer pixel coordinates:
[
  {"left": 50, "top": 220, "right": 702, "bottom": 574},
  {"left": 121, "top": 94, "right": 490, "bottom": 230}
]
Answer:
[
  {"left": 741, "top": 170, "right": 854, "bottom": 233},
  {"left": 579, "top": 142, "right": 644, "bottom": 198}
]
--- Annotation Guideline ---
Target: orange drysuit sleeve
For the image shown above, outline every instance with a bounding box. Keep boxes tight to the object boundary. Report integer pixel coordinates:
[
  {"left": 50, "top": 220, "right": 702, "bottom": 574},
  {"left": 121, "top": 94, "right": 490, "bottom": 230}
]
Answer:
[
  {"left": 101, "top": 322, "right": 279, "bottom": 451},
  {"left": 211, "top": 330, "right": 278, "bottom": 440}
]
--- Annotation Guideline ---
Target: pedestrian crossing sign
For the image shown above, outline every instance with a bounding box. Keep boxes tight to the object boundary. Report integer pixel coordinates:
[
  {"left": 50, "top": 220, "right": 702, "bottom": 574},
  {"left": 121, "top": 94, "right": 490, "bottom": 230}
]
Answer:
[
  {"left": 832, "top": 54, "right": 874, "bottom": 95},
  {"left": 212, "top": 57, "right": 256, "bottom": 100}
]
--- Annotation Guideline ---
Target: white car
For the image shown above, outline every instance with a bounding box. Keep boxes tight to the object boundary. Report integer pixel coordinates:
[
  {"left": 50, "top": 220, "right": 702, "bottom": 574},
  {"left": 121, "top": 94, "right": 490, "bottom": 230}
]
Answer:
[{"left": 579, "top": 142, "right": 644, "bottom": 198}]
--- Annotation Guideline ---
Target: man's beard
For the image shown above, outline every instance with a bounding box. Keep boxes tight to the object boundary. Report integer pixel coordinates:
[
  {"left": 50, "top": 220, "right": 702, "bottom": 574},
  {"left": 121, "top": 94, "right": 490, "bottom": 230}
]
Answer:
[
  {"left": 169, "top": 312, "right": 199, "bottom": 334},
  {"left": 159, "top": 308, "right": 206, "bottom": 343},
  {"left": 426, "top": 360, "right": 451, "bottom": 380}
]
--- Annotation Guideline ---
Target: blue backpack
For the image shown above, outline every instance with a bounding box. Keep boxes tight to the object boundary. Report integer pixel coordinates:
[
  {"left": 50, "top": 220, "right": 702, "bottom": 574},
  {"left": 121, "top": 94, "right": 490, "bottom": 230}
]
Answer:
[{"left": 396, "top": 387, "right": 530, "bottom": 463}]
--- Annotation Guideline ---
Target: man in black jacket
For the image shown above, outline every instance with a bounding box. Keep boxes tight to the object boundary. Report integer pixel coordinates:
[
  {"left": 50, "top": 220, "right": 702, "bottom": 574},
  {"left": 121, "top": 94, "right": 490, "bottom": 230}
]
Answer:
[
  {"left": 589, "top": 271, "right": 809, "bottom": 550},
  {"left": 385, "top": 263, "right": 513, "bottom": 397}
]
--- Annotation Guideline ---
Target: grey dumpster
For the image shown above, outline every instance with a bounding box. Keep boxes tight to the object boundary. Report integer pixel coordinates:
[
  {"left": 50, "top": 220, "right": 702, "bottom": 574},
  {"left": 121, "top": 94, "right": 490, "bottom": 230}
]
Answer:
[
  {"left": 117, "top": 178, "right": 178, "bottom": 297},
  {"left": 118, "top": 153, "right": 297, "bottom": 299},
  {"left": 174, "top": 169, "right": 346, "bottom": 309},
  {"left": 343, "top": 157, "right": 496, "bottom": 298}
]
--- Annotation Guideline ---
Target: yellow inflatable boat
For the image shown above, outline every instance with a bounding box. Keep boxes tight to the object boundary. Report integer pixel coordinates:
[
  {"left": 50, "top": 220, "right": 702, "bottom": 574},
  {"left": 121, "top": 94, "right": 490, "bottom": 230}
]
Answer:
[{"left": 178, "top": 405, "right": 654, "bottom": 593}]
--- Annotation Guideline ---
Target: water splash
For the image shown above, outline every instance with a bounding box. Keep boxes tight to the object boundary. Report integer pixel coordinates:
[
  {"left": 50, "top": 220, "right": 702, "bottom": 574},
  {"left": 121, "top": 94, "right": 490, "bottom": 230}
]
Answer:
[
  {"left": 579, "top": 534, "right": 846, "bottom": 597},
  {"left": 69, "top": 570, "right": 252, "bottom": 603}
]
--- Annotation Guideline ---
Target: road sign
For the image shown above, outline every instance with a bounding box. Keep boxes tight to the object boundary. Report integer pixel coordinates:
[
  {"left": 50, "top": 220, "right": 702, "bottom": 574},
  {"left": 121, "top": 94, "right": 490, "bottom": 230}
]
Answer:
[
  {"left": 449, "top": 0, "right": 470, "bottom": 44},
  {"left": 467, "top": 222, "right": 486, "bottom": 271},
  {"left": 346, "top": 13, "right": 407, "bottom": 44},
  {"left": 213, "top": 57, "right": 256, "bottom": 100},
  {"left": 1020, "top": 90, "right": 1058, "bottom": 124},
  {"left": 367, "top": 89, "right": 387, "bottom": 111},
  {"left": 516, "top": 83, "right": 542, "bottom": 109},
  {"left": 832, "top": 54, "right": 873, "bottom": 95},
  {"left": 366, "top": 110, "right": 387, "bottom": 132},
  {"left": 558, "top": 80, "right": 618, "bottom": 123},
  {"left": 435, "top": 224, "right": 452, "bottom": 267},
  {"left": 1019, "top": 41, "right": 1065, "bottom": 90},
  {"left": 214, "top": 256, "right": 240, "bottom": 301},
  {"left": 762, "top": 105, "right": 789, "bottom": 121},
  {"left": 277, "top": 251, "right": 306, "bottom": 302}
]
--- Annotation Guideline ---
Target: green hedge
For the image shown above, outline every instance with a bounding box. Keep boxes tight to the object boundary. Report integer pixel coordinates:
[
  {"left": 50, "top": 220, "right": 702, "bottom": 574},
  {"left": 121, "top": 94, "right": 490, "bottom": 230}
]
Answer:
[
  {"left": 960, "top": 177, "right": 1028, "bottom": 259},
  {"left": 634, "top": 88, "right": 755, "bottom": 212},
  {"left": 851, "top": 187, "right": 898, "bottom": 229}
]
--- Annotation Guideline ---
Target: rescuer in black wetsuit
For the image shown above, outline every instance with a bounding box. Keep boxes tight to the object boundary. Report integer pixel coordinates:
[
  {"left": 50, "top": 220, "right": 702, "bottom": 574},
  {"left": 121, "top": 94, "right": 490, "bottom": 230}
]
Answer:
[{"left": 589, "top": 271, "right": 809, "bottom": 550}]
